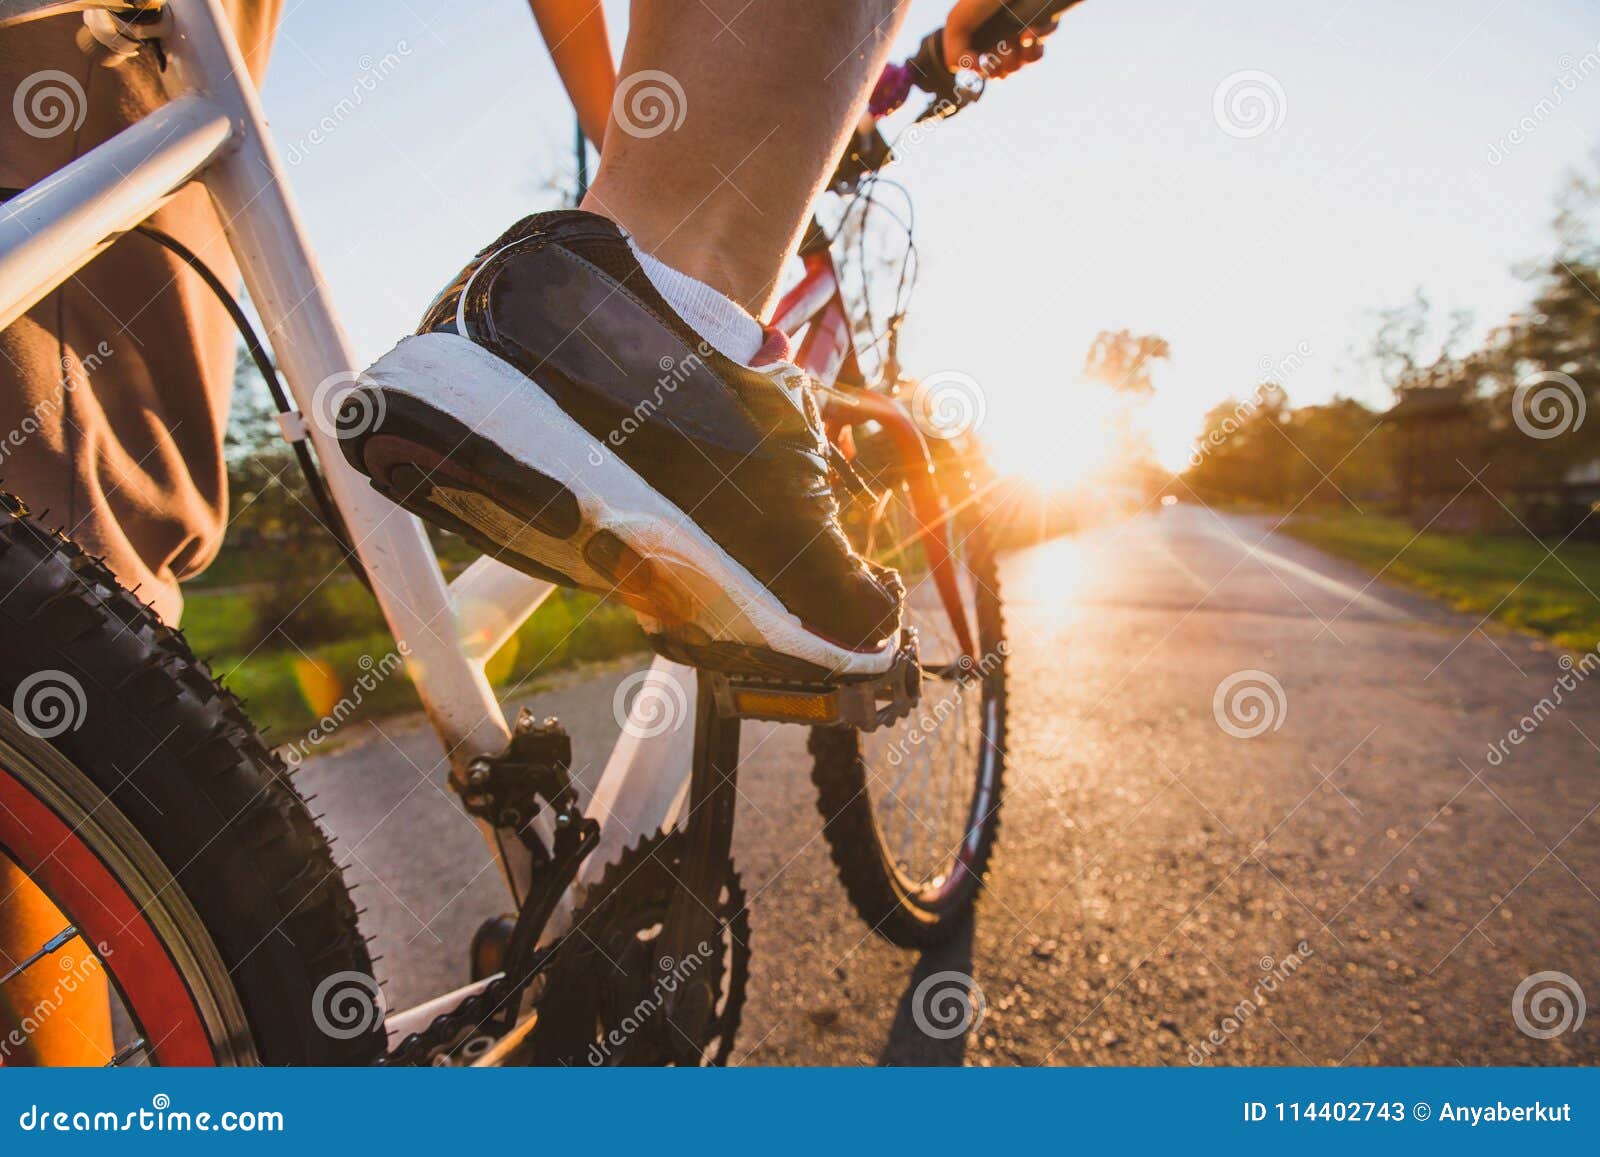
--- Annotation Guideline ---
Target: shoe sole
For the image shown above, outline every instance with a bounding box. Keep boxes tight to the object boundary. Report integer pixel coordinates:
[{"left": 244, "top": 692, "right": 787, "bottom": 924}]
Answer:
[{"left": 343, "top": 332, "right": 899, "bottom": 682}]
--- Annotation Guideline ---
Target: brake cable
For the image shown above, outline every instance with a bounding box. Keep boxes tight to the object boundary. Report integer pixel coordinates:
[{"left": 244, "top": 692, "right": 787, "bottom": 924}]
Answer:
[{"left": 0, "top": 188, "right": 372, "bottom": 593}]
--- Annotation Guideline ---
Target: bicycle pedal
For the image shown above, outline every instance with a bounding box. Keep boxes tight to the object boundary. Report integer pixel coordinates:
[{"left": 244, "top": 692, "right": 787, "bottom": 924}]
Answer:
[{"left": 708, "top": 632, "right": 920, "bottom": 732}]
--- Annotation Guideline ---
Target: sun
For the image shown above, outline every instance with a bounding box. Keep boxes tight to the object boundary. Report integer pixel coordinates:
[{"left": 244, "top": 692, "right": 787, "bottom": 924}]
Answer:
[
  {"left": 976, "top": 374, "right": 1211, "bottom": 487},
  {"left": 981, "top": 393, "right": 1120, "bottom": 492}
]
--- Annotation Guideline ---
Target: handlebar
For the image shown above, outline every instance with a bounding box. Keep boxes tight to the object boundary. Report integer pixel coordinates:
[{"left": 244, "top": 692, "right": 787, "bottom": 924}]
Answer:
[
  {"left": 908, "top": 0, "right": 1085, "bottom": 103},
  {"left": 834, "top": 1, "right": 1083, "bottom": 191}
]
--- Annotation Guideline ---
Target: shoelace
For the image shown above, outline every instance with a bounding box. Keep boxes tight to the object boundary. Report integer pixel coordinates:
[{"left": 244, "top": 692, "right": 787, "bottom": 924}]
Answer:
[
  {"left": 766, "top": 363, "right": 876, "bottom": 499},
  {"left": 792, "top": 369, "right": 877, "bottom": 500},
  {"left": 827, "top": 442, "right": 875, "bottom": 498}
]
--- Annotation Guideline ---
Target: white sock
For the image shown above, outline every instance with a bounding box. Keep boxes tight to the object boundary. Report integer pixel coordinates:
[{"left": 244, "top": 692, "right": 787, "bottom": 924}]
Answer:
[{"left": 627, "top": 237, "right": 764, "bottom": 365}]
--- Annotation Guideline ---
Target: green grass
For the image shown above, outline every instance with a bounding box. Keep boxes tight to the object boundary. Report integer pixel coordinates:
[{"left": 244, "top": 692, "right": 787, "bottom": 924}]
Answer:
[
  {"left": 181, "top": 581, "right": 645, "bottom": 745},
  {"left": 180, "top": 578, "right": 385, "bottom": 657},
  {"left": 1282, "top": 512, "right": 1600, "bottom": 652}
]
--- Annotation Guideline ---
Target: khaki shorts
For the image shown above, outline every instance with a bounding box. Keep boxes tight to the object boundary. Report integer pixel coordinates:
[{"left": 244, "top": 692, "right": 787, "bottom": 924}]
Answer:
[{"left": 0, "top": 3, "right": 281, "bottom": 624}]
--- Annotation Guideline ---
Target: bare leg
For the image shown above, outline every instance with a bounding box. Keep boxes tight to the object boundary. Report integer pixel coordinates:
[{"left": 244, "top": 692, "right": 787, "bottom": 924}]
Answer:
[{"left": 583, "top": 0, "right": 909, "bottom": 316}]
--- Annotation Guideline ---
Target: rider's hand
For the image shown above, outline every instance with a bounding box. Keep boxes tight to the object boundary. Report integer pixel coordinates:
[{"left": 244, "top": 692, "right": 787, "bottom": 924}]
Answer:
[{"left": 943, "top": 0, "right": 1050, "bottom": 79}]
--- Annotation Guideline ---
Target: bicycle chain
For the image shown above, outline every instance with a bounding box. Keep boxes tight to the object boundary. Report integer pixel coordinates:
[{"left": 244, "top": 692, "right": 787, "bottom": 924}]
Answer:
[{"left": 380, "top": 969, "right": 535, "bottom": 1066}]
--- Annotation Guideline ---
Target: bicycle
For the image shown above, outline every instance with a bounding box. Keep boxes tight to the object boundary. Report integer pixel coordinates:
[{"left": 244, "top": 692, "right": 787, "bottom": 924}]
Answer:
[{"left": 0, "top": 0, "right": 1071, "bottom": 1066}]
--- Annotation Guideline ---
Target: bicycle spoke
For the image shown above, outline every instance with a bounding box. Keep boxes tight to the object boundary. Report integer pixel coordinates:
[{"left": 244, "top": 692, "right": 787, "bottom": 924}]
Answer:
[
  {"left": 855, "top": 486, "right": 998, "bottom": 897},
  {"left": 937, "top": 696, "right": 962, "bottom": 861},
  {"left": 106, "top": 1037, "right": 149, "bottom": 1068},
  {"left": 897, "top": 772, "right": 917, "bottom": 871},
  {"left": 885, "top": 746, "right": 921, "bottom": 800},
  {"left": 0, "top": 924, "right": 77, "bottom": 986}
]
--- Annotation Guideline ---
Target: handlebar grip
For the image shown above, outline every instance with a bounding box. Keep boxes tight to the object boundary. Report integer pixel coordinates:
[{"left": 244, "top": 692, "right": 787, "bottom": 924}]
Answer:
[
  {"left": 908, "top": 0, "right": 1082, "bottom": 93},
  {"left": 967, "top": 0, "right": 1083, "bottom": 58},
  {"left": 908, "top": 29, "right": 952, "bottom": 92}
]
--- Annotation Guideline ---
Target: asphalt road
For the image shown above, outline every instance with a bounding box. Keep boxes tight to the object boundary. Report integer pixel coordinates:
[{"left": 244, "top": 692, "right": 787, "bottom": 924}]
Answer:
[{"left": 298, "top": 505, "right": 1600, "bottom": 1065}]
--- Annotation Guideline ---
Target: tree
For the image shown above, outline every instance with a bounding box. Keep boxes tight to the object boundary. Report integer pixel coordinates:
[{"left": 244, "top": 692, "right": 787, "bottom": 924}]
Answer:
[
  {"left": 1082, "top": 329, "right": 1171, "bottom": 397},
  {"left": 1363, "top": 288, "right": 1472, "bottom": 394},
  {"left": 1185, "top": 384, "right": 1295, "bottom": 505},
  {"left": 1284, "top": 397, "right": 1389, "bottom": 504}
]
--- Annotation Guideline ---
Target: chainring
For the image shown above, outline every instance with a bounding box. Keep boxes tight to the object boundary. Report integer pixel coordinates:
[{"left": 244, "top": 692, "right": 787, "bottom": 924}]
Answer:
[{"left": 522, "top": 830, "right": 750, "bottom": 1066}]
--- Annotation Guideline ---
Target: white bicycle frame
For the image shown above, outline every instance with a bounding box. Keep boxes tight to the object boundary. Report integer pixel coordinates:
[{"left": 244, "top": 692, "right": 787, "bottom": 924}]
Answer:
[{"left": 0, "top": 0, "right": 703, "bottom": 1032}]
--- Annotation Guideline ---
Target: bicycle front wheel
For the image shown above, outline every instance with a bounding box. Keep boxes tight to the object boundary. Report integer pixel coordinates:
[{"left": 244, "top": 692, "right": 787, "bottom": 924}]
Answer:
[{"left": 810, "top": 458, "right": 1007, "bottom": 947}]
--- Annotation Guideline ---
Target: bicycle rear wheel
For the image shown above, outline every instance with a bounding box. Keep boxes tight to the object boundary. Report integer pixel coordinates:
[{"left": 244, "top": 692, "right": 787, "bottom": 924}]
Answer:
[
  {"left": 0, "top": 495, "right": 381, "bottom": 1065},
  {"left": 811, "top": 451, "right": 1007, "bottom": 947}
]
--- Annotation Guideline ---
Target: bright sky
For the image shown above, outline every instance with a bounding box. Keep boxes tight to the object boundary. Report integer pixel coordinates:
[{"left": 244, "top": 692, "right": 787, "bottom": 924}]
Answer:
[{"left": 261, "top": 0, "right": 1600, "bottom": 478}]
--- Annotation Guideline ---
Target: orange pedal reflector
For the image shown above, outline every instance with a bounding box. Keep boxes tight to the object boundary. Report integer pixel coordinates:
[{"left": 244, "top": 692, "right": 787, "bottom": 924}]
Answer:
[
  {"left": 730, "top": 688, "right": 837, "bottom": 723},
  {"left": 707, "top": 631, "right": 923, "bottom": 733}
]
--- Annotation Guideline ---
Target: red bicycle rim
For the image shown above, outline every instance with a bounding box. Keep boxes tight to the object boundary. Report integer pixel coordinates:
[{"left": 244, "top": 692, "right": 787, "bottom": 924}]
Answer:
[{"left": 0, "top": 765, "right": 217, "bottom": 1066}]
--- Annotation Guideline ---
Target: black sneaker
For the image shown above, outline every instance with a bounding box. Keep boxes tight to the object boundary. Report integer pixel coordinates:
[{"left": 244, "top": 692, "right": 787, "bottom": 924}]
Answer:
[{"left": 339, "top": 210, "right": 903, "bottom": 681}]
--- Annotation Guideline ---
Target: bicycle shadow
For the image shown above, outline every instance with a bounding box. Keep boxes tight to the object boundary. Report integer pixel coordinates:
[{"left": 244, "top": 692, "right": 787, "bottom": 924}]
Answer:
[{"left": 877, "top": 917, "right": 979, "bottom": 1066}]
